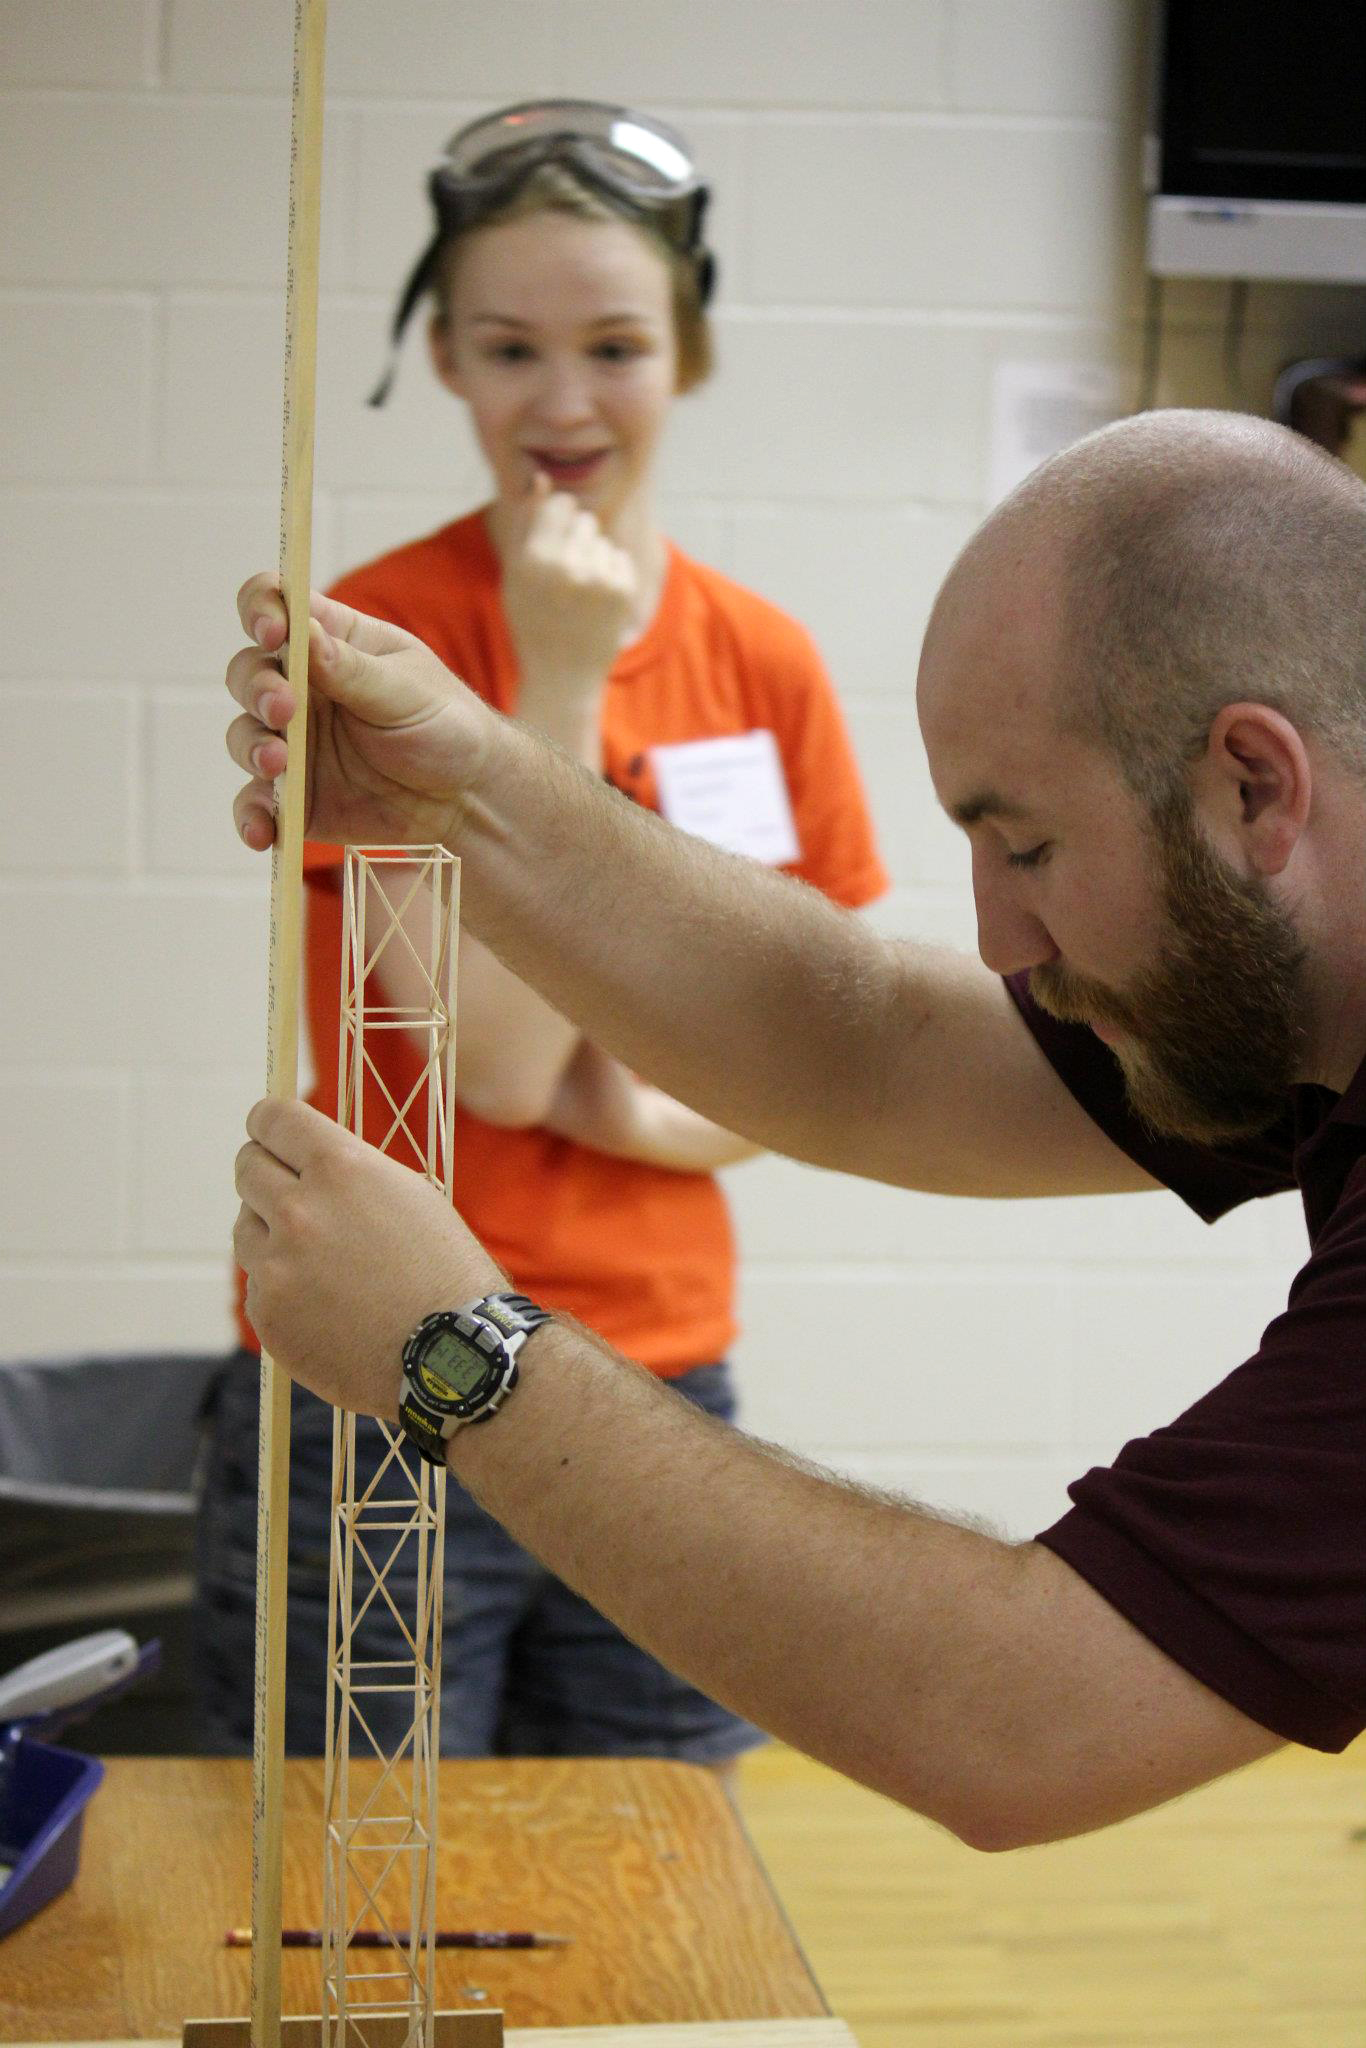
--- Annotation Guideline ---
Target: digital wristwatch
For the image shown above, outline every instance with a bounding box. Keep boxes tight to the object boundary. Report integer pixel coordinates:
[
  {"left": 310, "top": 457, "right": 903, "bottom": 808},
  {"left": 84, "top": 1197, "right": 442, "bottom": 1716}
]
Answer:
[{"left": 398, "top": 1292, "right": 551, "bottom": 1465}]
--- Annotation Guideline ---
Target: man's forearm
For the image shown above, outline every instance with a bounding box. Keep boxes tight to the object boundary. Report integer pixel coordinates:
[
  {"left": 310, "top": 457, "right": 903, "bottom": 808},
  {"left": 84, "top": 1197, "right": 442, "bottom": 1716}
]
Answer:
[
  {"left": 447, "top": 1317, "right": 1277, "bottom": 1849},
  {"left": 448, "top": 1318, "right": 1007, "bottom": 1835},
  {"left": 450, "top": 719, "right": 903, "bottom": 1175}
]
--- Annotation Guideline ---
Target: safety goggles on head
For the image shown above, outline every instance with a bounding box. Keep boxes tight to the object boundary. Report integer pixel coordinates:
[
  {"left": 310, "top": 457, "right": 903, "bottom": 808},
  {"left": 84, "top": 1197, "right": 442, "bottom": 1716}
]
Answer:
[{"left": 369, "top": 99, "right": 716, "bottom": 405}]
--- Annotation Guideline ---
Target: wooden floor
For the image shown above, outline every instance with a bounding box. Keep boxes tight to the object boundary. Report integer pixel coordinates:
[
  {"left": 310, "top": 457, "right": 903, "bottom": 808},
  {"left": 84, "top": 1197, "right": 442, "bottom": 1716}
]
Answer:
[{"left": 737, "top": 1739, "right": 1366, "bottom": 2046}]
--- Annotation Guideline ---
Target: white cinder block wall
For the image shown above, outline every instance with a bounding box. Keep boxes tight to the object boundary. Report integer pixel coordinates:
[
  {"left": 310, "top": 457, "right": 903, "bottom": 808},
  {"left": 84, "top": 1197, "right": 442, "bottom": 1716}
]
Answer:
[{"left": 5, "top": 0, "right": 1361, "bottom": 1534}]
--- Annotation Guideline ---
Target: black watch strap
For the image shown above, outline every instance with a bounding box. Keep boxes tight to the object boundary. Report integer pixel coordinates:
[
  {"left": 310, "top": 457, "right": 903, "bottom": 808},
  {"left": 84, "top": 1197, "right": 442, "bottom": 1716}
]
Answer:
[{"left": 397, "top": 1393, "right": 451, "bottom": 1466}]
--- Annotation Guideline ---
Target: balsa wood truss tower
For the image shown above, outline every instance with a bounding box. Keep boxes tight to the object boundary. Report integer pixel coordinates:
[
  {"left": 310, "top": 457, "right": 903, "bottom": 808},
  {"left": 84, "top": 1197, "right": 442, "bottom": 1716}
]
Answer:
[{"left": 323, "top": 849, "right": 458, "bottom": 2047}]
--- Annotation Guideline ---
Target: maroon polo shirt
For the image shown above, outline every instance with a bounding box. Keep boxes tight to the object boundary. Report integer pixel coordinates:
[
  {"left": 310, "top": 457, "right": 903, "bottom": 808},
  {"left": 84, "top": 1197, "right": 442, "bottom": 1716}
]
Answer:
[{"left": 1007, "top": 972, "right": 1366, "bottom": 1751}]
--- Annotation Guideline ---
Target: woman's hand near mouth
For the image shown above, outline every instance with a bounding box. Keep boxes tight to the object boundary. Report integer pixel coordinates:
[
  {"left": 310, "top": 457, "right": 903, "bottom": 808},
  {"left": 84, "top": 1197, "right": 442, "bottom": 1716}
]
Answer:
[{"left": 500, "top": 470, "right": 639, "bottom": 746}]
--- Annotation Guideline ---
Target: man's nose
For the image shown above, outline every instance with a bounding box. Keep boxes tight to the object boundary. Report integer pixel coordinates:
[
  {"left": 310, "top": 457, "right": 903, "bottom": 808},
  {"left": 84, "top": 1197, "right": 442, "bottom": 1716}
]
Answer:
[{"left": 972, "top": 858, "right": 1057, "bottom": 978}]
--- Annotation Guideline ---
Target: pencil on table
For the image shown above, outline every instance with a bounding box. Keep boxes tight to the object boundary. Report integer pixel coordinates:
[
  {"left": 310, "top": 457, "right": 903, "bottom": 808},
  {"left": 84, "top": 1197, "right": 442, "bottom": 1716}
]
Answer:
[{"left": 224, "top": 1927, "right": 570, "bottom": 1950}]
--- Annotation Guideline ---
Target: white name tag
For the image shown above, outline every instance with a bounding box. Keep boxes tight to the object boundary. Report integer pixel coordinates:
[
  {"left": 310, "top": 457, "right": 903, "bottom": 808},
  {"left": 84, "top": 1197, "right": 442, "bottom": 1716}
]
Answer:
[{"left": 650, "top": 730, "right": 800, "bottom": 866}]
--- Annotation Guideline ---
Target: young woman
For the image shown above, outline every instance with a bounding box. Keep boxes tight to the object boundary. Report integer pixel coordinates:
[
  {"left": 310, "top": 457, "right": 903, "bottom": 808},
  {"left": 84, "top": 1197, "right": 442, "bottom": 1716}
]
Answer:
[{"left": 197, "top": 101, "right": 887, "bottom": 1764}]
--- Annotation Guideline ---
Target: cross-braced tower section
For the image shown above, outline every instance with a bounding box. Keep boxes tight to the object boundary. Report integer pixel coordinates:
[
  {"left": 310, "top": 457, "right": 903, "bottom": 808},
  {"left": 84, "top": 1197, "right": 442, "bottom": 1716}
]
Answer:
[{"left": 324, "top": 846, "right": 459, "bottom": 2048}]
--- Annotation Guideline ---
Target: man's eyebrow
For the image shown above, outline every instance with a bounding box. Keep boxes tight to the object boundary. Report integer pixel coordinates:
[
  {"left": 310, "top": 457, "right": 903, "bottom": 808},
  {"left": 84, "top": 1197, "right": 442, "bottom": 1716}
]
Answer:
[{"left": 949, "top": 789, "right": 1033, "bottom": 827}]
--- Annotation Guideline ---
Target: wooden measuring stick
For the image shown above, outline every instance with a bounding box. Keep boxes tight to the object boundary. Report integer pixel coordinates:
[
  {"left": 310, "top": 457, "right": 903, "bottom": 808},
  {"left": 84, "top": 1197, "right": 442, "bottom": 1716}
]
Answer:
[{"left": 251, "top": 4, "right": 328, "bottom": 2045}]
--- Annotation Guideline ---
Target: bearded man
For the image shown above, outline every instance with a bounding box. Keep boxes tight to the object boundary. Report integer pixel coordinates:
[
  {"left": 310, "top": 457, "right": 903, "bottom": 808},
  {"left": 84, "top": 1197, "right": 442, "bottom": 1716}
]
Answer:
[{"left": 227, "top": 410, "right": 1366, "bottom": 1847}]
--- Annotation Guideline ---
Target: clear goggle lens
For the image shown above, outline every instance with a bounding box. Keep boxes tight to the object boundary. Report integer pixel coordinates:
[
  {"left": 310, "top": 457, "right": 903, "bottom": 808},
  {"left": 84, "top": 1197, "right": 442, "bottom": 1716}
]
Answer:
[{"left": 439, "top": 100, "right": 702, "bottom": 203}]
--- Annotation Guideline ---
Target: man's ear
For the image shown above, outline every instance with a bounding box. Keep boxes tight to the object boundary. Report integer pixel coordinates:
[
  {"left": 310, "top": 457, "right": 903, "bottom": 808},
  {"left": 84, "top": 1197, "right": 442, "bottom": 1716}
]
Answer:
[
  {"left": 1192, "top": 703, "right": 1311, "bottom": 877},
  {"left": 427, "top": 310, "right": 463, "bottom": 399}
]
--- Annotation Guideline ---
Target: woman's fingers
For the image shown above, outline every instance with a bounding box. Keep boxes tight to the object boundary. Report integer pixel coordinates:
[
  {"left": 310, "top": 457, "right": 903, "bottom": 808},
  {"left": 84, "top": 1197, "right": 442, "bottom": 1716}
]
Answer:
[
  {"left": 525, "top": 489, "right": 580, "bottom": 560},
  {"left": 508, "top": 469, "right": 554, "bottom": 546}
]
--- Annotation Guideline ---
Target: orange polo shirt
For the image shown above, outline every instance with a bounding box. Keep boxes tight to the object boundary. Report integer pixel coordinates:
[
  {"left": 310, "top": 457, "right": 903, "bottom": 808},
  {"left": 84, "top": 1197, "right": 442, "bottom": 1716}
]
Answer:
[{"left": 236, "top": 510, "right": 887, "bottom": 1372}]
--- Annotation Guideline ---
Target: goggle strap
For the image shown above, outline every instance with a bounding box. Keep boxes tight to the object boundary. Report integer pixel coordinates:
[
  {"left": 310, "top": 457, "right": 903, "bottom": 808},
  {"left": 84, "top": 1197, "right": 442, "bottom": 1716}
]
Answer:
[{"left": 367, "top": 232, "right": 442, "bottom": 407}]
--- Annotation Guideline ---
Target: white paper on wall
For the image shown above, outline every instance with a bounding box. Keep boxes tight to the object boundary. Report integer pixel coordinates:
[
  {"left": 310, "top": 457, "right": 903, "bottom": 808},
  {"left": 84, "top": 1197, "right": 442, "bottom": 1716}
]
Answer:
[{"left": 989, "top": 361, "right": 1125, "bottom": 507}]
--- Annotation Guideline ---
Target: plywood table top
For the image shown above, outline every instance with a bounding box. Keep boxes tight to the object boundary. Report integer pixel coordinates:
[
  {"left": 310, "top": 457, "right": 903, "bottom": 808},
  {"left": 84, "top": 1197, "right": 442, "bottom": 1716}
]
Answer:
[{"left": 0, "top": 1757, "right": 828, "bottom": 2041}]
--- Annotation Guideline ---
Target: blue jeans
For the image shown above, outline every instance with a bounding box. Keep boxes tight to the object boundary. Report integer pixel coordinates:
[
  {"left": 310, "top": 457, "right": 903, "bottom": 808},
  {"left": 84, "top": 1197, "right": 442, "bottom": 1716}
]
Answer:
[{"left": 195, "top": 1352, "right": 764, "bottom": 1763}]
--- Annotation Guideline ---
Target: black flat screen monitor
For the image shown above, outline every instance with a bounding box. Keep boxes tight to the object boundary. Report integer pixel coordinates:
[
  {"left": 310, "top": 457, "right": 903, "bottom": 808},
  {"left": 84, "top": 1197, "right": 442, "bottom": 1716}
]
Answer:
[{"left": 1157, "top": 1, "right": 1366, "bottom": 206}]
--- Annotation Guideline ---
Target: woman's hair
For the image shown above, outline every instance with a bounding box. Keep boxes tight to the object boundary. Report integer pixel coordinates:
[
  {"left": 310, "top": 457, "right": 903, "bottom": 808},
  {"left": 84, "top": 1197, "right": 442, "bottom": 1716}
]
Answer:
[{"left": 432, "top": 161, "right": 714, "bottom": 392}]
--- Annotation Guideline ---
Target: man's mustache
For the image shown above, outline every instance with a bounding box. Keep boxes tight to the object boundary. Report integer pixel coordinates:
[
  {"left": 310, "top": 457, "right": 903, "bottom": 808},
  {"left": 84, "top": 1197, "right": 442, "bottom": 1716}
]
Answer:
[{"left": 1029, "top": 963, "right": 1138, "bottom": 1035}]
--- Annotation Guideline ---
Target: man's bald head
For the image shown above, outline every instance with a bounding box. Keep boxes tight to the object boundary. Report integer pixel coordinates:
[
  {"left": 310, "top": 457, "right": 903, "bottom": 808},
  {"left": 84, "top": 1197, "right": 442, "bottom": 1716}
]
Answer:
[{"left": 936, "top": 408, "right": 1366, "bottom": 809}]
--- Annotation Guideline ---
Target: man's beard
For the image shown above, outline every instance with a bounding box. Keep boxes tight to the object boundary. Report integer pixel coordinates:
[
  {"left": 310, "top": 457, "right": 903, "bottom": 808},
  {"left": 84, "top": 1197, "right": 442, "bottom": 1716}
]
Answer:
[{"left": 1030, "top": 794, "right": 1307, "bottom": 1144}]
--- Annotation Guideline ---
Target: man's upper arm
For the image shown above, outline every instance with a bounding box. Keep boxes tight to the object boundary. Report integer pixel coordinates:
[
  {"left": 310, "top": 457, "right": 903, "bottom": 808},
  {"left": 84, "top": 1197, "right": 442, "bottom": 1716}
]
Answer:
[{"left": 863, "top": 946, "right": 1161, "bottom": 1199}]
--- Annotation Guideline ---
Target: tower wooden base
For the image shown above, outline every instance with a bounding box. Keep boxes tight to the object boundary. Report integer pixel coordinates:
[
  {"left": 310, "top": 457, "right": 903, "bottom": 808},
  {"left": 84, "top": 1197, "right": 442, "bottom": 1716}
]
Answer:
[{"left": 182, "top": 2011, "right": 503, "bottom": 2046}]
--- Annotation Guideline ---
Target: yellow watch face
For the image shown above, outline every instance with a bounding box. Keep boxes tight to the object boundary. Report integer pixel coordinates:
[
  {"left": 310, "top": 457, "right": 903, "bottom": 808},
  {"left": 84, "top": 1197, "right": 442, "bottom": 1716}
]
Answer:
[{"left": 415, "top": 1326, "right": 488, "bottom": 1404}]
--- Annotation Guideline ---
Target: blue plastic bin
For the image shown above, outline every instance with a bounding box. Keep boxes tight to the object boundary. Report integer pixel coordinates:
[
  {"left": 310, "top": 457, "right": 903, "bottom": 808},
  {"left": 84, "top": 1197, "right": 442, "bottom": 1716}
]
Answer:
[{"left": 0, "top": 1732, "right": 106, "bottom": 1939}]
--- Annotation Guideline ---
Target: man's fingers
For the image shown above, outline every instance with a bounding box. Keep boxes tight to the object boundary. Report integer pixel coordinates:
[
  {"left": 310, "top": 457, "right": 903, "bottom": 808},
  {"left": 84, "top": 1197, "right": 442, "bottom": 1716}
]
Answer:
[
  {"left": 236, "top": 579, "right": 357, "bottom": 659},
  {"left": 231, "top": 1201, "right": 268, "bottom": 1270},
  {"left": 236, "top": 573, "right": 288, "bottom": 649},
  {"left": 226, "top": 644, "right": 296, "bottom": 732},
  {"left": 226, "top": 710, "right": 287, "bottom": 779},
  {"left": 311, "top": 588, "right": 414, "bottom": 661},
  {"left": 303, "top": 613, "right": 441, "bottom": 727},
  {"left": 232, "top": 1136, "right": 296, "bottom": 1226},
  {"left": 244, "top": 1096, "right": 313, "bottom": 1173},
  {"left": 228, "top": 601, "right": 422, "bottom": 736},
  {"left": 236, "top": 572, "right": 413, "bottom": 666},
  {"left": 225, "top": 676, "right": 289, "bottom": 849},
  {"left": 233, "top": 777, "right": 278, "bottom": 850},
  {"left": 245, "top": 1094, "right": 350, "bottom": 1175}
]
